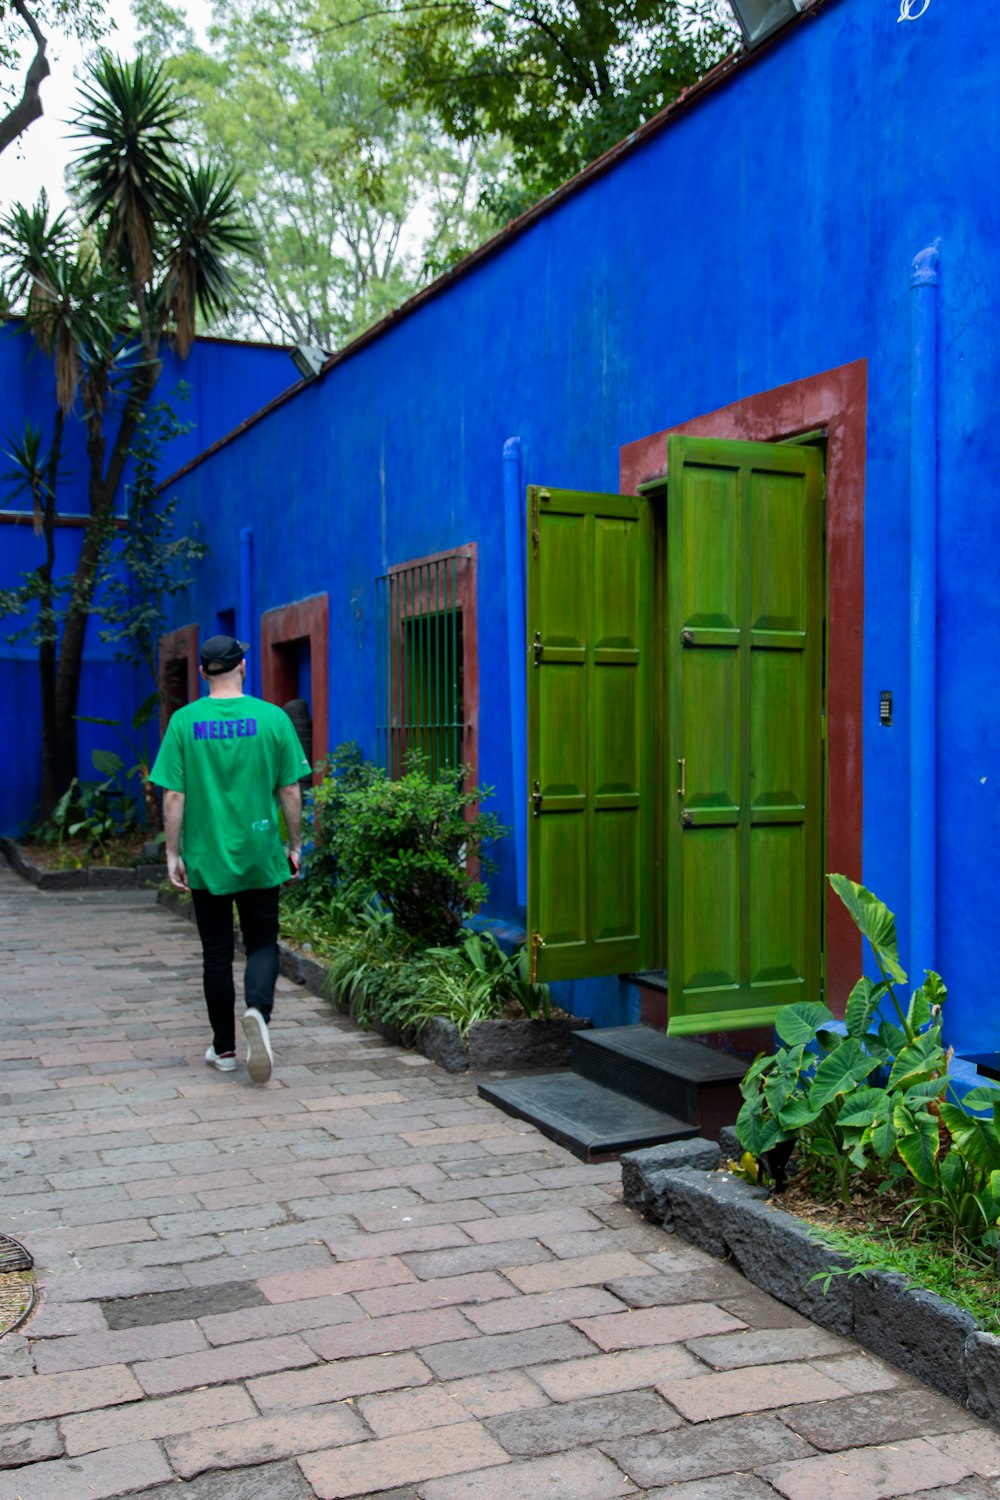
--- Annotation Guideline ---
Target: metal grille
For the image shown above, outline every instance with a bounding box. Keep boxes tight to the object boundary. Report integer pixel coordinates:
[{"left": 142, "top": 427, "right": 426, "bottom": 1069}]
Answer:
[
  {"left": 0, "top": 1234, "right": 33, "bottom": 1271},
  {"left": 376, "top": 555, "right": 468, "bottom": 778}
]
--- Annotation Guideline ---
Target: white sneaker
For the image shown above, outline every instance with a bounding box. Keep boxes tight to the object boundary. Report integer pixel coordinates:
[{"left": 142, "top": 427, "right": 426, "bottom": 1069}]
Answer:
[
  {"left": 242, "top": 1008, "right": 273, "bottom": 1083},
  {"left": 205, "top": 1046, "right": 237, "bottom": 1072}
]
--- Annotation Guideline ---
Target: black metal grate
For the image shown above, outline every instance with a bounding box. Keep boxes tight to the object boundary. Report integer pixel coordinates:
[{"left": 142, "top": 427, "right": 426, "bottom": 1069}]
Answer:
[
  {"left": 376, "top": 554, "right": 468, "bottom": 779},
  {"left": 0, "top": 1234, "right": 33, "bottom": 1271}
]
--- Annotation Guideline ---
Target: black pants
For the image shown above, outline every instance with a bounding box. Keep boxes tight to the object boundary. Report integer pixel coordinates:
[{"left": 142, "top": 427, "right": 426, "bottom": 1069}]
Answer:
[{"left": 191, "top": 886, "right": 280, "bottom": 1055}]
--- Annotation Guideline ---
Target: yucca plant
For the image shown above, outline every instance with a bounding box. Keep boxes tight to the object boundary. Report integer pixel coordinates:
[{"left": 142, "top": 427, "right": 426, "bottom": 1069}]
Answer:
[{"left": 0, "top": 53, "right": 255, "bottom": 820}]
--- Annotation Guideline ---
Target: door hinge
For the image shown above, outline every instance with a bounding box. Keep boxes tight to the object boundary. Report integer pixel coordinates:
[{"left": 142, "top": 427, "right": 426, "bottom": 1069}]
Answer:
[
  {"left": 533, "top": 630, "right": 543, "bottom": 668},
  {"left": 529, "top": 929, "right": 546, "bottom": 983},
  {"left": 531, "top": 780, "right": 542, "bottom": 817}
]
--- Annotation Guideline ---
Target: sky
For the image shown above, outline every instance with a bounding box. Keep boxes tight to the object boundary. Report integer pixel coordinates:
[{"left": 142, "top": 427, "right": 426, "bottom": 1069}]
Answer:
[{"left": 1, "top": 0, "right": 212, "bottom": 215}]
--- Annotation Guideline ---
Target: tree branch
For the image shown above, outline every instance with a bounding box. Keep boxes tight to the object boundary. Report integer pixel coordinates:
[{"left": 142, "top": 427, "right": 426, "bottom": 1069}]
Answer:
[{"left": 0, "top": 0, "right": 51, "bottom": 158}]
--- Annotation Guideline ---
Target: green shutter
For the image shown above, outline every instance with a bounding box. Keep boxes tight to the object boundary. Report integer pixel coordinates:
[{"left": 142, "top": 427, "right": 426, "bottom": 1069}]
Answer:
[
  {"left": 527, "top": 486, "right": 654, "bottom": 981},
  {"left": 665, "top": 437, "right": 824, "bottom": 1035}
]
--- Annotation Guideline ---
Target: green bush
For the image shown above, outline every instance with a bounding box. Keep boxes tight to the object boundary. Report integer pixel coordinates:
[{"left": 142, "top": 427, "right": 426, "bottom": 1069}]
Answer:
[
  {"left": 322, "top": 915, "right": 550, "bottom": 1039},
  {"left": 737, "top": 874, "right": 1000, "bottom": 1264},
  {"left": 326, "top": 752, "right": 508, "bottom": 946},
  {"left": 292, "top": 742, "right": 379, "bottom": 902}
]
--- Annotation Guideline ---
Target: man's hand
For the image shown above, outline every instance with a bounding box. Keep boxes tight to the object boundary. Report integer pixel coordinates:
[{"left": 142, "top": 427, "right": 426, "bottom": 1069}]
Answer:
[
  {"left": 162, "top": 790, "right": 187, "bottom": 891},
  {"left": 287, "top": 847, "right": 302, "bottom": 879}
]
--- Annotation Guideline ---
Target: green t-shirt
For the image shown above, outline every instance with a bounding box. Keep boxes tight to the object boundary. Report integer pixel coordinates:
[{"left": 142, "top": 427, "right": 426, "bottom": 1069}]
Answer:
[{"left": 150, "top": 694, "right": 310, "bottom": 895}]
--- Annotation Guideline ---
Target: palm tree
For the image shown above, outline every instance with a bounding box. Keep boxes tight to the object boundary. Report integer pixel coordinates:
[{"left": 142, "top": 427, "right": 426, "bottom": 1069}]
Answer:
[{"left": 0, "top": 53, "right": 256, "bottom": 817}]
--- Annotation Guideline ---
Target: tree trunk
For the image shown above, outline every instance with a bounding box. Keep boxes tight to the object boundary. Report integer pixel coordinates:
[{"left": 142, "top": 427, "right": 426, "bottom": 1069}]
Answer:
[
  {"left": 51, "top": 369, "right": 158, "bottom": 808},
  {"left": 37, "top": 409, "right": 63, "bottom": 821},
  {"left": 0, "top": 0, "right": 49, "bottom": 157}
]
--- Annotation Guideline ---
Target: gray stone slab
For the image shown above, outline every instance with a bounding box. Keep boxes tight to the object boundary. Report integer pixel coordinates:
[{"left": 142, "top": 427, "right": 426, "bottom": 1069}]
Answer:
[
  {"left": 478, "top": 1074, "right": 698, "bottom": 1160},
  {"left": 687, "top": 1325, "right": 846, "bottom": 1368},
  {"left": 853, "top": 1272, "right": 976, "bottom": 1404},
  {"left": 420, "top": 1017, "right": 468, "bottom": 1072},
  {"left": 644, "top": 1479, "right": 785, "bottom": 1500},
  {"left": 132, "top": 1461, "right": 315, "bottom": 1499},
  {"left": 88, "top": 867, "right": 137, "bottom": 887},
  {"left": 0, "top": 1419, "right": 63, "bottom": 1468},
  {"left": 781, "top": 1387, "right": 984, "bottom": 1451},
  {"left": 420, "top": 1323, "right": 595, "bottom": 1379},
  {"left": 621, "top": 1139, "right": 721, "bottom": 1216},
  {"left": 605, "top": 1266, "right": 755, "bottom": 1308},
  {"left": 691, "top": 1176, "right": 857, "bottom": 1335},
  {"left": 487, "top": 1389, "right": 682, "bottom": 1455},
  {"left": 966, "top": 1331, "right": 1000, "bottom": 1425},
  {"left": 603, "top": 1412, "right": 815, "bottom": 1486},
  {"left": 101, "top": 1280, "right": 267, "bottom": 1329},
  {"left": 467, "top": 1016, "right": 590, "bottom": 1072}
]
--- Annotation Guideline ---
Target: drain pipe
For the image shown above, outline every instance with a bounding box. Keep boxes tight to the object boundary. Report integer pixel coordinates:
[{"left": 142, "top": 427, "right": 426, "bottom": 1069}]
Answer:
[
  {"left": 239, "top": 526, "right": 255, "bottom": 696},
  {"left": 502, "top": 437, "right": 528, "bottom": 909},
  {"left": 909, "top": 241, "right": 940, "bottom": 981}
]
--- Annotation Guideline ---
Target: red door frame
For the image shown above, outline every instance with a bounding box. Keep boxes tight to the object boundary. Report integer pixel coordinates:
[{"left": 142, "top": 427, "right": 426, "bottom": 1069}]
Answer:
[
  {"left": 158, "top": 623, "right": 200, "bottom": 736},
  {"left": 260, "top": 594, "right": 329, "bottom": 782},
  {"left": 620, "top": 359, "right": 867, "bottom": 1015}
]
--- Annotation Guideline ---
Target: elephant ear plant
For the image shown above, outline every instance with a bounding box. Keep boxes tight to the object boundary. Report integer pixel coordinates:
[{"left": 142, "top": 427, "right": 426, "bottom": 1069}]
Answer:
[{"left": 737, "top": 875, "right": 1000, "bottom": 1263}]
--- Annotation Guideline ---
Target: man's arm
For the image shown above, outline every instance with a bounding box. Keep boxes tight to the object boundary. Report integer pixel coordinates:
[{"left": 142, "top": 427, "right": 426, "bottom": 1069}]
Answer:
[
  {"left": 278, "top": 782, "right": 303, "bottom": 874},
  {"left": 162, "top": 789, "right": 189, "bottom": 892}
]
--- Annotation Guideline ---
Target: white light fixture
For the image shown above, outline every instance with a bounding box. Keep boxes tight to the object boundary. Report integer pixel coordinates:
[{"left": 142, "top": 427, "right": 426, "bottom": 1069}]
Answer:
[
  {"left": 726, "top": 0, "right": 808, "bottom": 49},
  {"left": 290, "top": 344, "right": 328, "bottom": 380}
]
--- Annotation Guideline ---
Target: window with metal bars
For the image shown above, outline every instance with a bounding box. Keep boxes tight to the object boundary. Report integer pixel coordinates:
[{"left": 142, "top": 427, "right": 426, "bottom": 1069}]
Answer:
[{"left": 375, "top": 546, "right": 478, "bottom": 782}]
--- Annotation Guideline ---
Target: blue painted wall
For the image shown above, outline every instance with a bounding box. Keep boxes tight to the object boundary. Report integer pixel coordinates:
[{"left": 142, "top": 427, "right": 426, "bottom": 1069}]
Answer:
[
  {"left": 145, "top": 0, "right": 1000, "bottom": 1049},
  {"left": 0, "top": 324, "right": 299, "bottom": 833}
]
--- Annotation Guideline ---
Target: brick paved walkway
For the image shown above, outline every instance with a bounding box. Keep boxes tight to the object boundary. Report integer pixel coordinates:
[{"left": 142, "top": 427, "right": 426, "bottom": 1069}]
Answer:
[{"left": 3, "top": 865, "right": 1000, "bottom": 1500}]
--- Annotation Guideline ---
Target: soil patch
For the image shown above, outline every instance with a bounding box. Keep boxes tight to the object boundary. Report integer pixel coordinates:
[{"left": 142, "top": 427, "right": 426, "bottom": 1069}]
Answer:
[{"left": 16, "top": 835, "right": 159, "bottom": 871}]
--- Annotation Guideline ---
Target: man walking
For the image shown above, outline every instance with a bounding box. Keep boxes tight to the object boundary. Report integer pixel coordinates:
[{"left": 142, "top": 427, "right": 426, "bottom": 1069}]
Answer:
[{"left": 150, "top": 636, "right": 311, "bottom": 1082}]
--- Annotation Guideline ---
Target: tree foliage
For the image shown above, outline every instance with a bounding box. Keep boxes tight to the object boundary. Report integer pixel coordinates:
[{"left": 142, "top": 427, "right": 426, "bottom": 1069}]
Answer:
[
  {"left": 0, "top": 52, "right": 253, "bottom": 817},
  {"left": 135, "top": 0, "right": 501, "bottom": 348},
  {"left": 382, "top": 0, "right": 738, "bottom": 218}
]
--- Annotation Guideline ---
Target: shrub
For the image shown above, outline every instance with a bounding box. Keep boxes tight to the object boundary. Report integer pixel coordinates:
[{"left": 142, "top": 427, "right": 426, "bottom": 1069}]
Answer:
[
  {"left": 321, "top": 916, "right": 550, "bottom": 1039},
  {"left": 737, "top": 874, "right": 1000, "bottom": 1264},
  {"left": 293, "top": 741, "right": 379, "bottom": 901},
  {"left": 326, "top": 752, "right": 508, "bottom": 946}
]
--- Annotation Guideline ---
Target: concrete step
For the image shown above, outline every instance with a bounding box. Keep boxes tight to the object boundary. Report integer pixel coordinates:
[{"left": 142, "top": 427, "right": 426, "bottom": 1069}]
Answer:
[
  {"left": 571, "top": 1025, "right": 746, "bottom": 1137},
  {"left": 477, "top": 1072, "right": 699, "bottom": 1161}
]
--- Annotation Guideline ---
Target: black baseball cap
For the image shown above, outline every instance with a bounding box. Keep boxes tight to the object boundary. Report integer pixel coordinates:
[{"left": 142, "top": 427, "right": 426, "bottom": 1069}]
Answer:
[{"left": 199, "top": 635, "right": 249, "bottom": 674}]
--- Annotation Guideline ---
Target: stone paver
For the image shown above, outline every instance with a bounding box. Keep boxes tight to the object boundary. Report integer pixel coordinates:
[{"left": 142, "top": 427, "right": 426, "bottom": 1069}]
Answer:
[{"left": 2, "top": 865, "right": 999, "bottom": 1498}]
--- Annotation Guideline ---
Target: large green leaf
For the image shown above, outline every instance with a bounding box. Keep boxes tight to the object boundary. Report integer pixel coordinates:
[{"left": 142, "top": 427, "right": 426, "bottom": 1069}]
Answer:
[
  {"left": 775, "top": 1002, "right": 835, "bottom": 1048},
  {"left": 878, "top": 1018, "right": 907, "bottom": 1055},
  {"left": 808, "top": 1038, "right": 878, "bottom": 1110},
  {"left": 828, "top": 873, "right": 907, "bottom": 984},
  {"left": 736, "top": 1098, "right": 787, "bottom": 1158},
  {"left": 921, "top": 970, "right": 947, "bottom": 1009},
  {"left": 845, "top": 977, "right": 887, "bottom": 1040},
  {"left": 893, "top": 1101, "right": 940, "bottom": 1187},
  {"left": 870, "top": 1099, "right": 897, "bottom": 1159},
  {"left": 777, "top": 1095, "right": 822, "bottom": 1130},
  {"left": 886, "top": 1030, "right": 946, "bottom": 1092},
  {"left": 91, "top": 749, "right": 123, "bottom": 776},
  {"left": 836, "top": 1087, "right": 887, "bottom": 1130},
  {"left": 763, "top": 1073, "right": 799, "bottom": 1115},
  {"left": 939, "top": 1103, "right": 1000, "bottom": 1173},
  {"left": 739, "top": 1053, "right": 774, "bottom": 1101},
  {"left": 959, "top": 1086, "right": 1000, "bottom": 1116},
  {"left": 905, "top": 986, "right": 932, "bottom": 1034}
]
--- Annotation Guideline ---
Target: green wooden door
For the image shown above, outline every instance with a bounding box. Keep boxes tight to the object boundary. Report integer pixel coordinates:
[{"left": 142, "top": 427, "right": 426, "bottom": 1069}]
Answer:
[
  {"left": 526, "top": 486, "right": 654, "bottom": 981},
  {"left": 665, "top": 436, "right": 825, "bottom": 1035}
]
